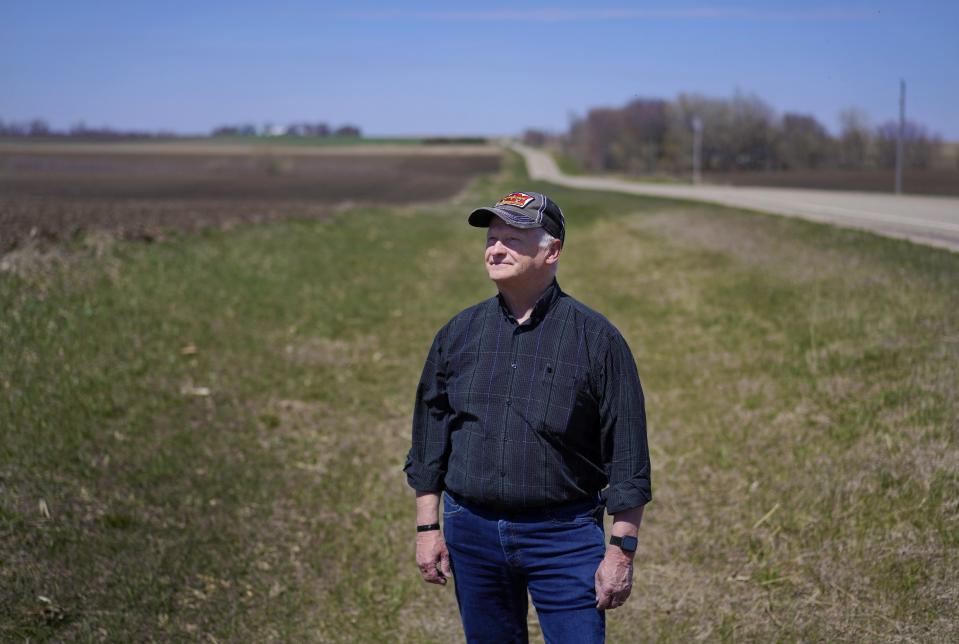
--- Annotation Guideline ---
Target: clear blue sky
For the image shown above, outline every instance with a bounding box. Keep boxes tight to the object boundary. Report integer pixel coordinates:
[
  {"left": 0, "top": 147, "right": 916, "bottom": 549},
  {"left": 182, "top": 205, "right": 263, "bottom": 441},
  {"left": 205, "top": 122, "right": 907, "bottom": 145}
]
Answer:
[{"left": 3, "top": 1, "right": 958, "bottom": 139}]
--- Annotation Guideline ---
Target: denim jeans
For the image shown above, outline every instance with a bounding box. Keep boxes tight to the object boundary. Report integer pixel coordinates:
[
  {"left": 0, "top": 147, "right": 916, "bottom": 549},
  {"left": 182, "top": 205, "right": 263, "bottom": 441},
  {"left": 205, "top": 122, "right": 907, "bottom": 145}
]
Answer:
[{"left": 442, "top": 490, "right": 607, "bottom": 644}]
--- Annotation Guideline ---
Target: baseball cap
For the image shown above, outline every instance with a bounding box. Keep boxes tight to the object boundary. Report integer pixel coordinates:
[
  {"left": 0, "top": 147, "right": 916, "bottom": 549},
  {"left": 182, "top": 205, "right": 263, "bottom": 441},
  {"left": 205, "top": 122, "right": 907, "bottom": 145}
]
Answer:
[{"left": 468, "top": 191, "right": 565, "bottom": 243}]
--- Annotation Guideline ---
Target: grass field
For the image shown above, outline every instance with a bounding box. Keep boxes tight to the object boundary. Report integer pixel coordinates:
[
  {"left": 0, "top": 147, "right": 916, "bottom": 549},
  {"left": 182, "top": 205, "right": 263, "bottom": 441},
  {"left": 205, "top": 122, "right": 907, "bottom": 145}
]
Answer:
[{"left": 2, "top": 152, "right": 957, "bottom": 641}]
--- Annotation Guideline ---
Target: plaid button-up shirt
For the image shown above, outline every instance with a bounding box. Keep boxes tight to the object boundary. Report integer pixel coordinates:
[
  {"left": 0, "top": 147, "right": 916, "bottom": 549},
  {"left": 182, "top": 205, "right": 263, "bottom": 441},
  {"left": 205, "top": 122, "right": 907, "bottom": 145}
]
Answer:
[{"left": 404, "top": 280, "right": 651, "bottom": 514}]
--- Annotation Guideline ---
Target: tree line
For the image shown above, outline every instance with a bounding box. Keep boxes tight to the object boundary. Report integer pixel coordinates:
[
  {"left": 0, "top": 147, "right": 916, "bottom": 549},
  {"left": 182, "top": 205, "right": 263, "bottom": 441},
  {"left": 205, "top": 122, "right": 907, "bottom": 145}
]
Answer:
[
  {"left": 524, "top": 92, "right": 947, "bottom": 175},
  {"left": 0, "top": 119, "right": 362, "bottom": 140},
  {"left": 0, "top": 119, "right": 178, "bottom": 141},
  {"left": 211, "top": 122, "right": 361, "bottom": 138}
]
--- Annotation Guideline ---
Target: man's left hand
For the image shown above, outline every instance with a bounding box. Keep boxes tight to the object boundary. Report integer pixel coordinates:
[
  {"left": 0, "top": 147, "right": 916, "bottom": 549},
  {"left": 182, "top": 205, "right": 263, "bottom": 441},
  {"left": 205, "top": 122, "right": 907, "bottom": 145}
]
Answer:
[{"left": 595, "top": 549, "right": 633, "bottom": 610}]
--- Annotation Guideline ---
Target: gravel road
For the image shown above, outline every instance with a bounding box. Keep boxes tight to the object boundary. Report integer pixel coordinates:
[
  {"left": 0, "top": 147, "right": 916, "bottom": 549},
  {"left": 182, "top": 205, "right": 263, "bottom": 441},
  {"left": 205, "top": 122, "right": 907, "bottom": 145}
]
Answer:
[{"left": 513, "top": 143, "right": 959, "bottom": 253}]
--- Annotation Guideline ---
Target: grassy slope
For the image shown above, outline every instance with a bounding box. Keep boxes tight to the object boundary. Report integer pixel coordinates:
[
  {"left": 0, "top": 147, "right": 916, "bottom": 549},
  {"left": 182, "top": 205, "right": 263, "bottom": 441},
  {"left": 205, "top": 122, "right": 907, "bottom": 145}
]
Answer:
[
  {"left": 2, "top": 153, "right": 957, "bottom": 641},
  {"left": 551, "top": 149, "right": 689, "bottom": 185}
]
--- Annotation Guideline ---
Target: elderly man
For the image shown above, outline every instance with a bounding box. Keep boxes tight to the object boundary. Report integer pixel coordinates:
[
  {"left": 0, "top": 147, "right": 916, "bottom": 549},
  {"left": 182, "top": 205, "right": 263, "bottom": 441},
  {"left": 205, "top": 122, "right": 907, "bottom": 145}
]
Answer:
[{"left": 404, "top": 191, "right": 651, "bottom": 643}]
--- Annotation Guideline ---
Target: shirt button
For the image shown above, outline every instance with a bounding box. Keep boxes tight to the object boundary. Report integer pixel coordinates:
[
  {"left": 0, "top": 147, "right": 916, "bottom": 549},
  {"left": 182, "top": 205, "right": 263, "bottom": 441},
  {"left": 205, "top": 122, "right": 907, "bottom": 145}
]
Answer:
[
  {"left": 511, "top": 363, "right": 517, "bottom": 369},
  {"left": 500, "top": 471, "right": 506, "bottom": 477},
  {"left": 505, "top": 400, "right": 512, "bottom": 407}
]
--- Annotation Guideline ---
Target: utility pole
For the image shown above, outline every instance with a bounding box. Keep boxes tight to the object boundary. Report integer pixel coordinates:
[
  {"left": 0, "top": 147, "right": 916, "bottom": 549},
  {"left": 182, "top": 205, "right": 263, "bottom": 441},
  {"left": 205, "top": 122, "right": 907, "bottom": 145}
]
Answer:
[
  {"left": 692, "top": 117, "right": 703, "bottom": 185},
  {"left": 895, "top": 79, "right": 905, "bottom": 195}
]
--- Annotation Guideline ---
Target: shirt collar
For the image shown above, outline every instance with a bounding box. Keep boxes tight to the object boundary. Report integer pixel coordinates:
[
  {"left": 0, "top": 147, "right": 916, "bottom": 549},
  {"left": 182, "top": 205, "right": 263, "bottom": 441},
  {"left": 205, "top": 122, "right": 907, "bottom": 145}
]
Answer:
[{"left": 496, "top": 278, "right": 562, "bottom": 326}]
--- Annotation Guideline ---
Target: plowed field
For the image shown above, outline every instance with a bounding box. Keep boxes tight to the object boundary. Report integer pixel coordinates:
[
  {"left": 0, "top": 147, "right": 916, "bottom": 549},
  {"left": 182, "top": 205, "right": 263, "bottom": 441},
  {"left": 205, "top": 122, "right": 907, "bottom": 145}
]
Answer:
[{"left": 0, "top": 143, "right": 502, "bottom": 253}]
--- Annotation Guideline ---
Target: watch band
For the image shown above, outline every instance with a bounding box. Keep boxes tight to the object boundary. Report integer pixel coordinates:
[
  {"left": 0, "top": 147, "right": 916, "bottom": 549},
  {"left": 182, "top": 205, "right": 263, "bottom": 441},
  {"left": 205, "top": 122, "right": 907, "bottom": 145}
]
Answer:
[
  {"left": 609, "top": 534, "right": 638, "bottom": 552},
  {"left": 416, "top": 523, "right": 441, "bottom": 532}
]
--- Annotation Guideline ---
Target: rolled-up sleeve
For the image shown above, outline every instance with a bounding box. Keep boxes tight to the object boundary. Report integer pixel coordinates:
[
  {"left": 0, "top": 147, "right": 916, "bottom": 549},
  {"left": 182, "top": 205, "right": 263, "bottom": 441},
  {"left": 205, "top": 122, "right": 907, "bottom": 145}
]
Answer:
[
  {"left": 598, "top": 331, "right": 652, "bottom": 514},
  {"left": 403, "top": 328, "right": 453, "bottom": 493}
]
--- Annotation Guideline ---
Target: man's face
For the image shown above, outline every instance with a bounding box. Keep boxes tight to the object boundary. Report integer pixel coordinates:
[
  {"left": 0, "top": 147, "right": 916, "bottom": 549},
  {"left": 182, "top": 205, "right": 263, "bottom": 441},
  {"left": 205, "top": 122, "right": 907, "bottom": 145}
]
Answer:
[{"left": 484, "top": 217, "right": 556, "bottom": 285}]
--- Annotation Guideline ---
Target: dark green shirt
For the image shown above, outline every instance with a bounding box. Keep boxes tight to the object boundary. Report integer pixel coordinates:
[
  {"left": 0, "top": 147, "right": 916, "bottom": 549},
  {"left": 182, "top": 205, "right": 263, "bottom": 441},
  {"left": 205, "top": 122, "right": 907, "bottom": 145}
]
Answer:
[{"left": 404, "top": 280, "right": 651, "bottom": 514}]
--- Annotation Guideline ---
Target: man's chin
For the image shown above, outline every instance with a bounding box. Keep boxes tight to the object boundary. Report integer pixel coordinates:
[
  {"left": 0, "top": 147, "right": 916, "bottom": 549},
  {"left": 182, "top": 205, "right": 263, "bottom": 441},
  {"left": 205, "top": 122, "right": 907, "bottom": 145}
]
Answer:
[
  {"left": 486, "top": 267, "right": 515, "bottom": 283},
  {"left": 489, "top": 273, "right": 515, "bottom": 284}
]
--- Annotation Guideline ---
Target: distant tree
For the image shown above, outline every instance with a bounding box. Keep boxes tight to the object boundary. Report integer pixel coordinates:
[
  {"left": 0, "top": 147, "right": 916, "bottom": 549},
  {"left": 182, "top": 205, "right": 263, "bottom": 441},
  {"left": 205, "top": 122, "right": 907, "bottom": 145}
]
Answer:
[
  {"left": 212, "top": 123, "right": 263, "bottom": 137},
  {"left": 558, "top": 92, "right": 944, "bottom": 178},
  {"left": 728, "top": 92, "right": 777, "bottom": 170},
  {"left": 564, "top": 115, "right": 591, "bottom": 167},
  {"left": 875, "top": 120, "right": 940, "bottom": 170},
  {"left": 334, "top": 125, "right": 361, "bottom": 138},
  {"left": 304, "top": 122, "right": 330, "bottom": 137},
  {"left": 663, "top": 93, "right": 742, "bottom": 172},
  {"left": 522, "top": 129, "right": 549, "bottom": 147},
  {"left": 27, "top": 119, "right": 50, "bottom": 137},
  {"left": 620, "top": 98, "right": 668, "bottom": 173},
  {"left": 778, "top": 113, "right": 833, "bottom": 170},
  {"left": 566, "top": 107, "right": 625, "bottom": 171},
  {"left": 838, "top": 108, "right": 873, "bottom": 169}
]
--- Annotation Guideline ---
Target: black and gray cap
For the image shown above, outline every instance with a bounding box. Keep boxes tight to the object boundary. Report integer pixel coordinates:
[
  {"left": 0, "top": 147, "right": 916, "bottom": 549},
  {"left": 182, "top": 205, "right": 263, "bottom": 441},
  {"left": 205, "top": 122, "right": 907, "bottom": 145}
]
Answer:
[{"left": 468, "top": 191, "right": 565, "bottom": 243}]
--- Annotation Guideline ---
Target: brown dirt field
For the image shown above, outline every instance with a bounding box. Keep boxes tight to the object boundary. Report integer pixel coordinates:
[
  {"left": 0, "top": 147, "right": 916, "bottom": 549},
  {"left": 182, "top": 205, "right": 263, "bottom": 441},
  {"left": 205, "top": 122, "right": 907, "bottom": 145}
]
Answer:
[
  {"left": 703, "top": 168, "right": 959, "bottom": 196},
  {"left": 0, "top": 141, "right": 501, "bottom": 157},
  {"left": 0, "top": 147, "right": 502, "bottom": 253}
]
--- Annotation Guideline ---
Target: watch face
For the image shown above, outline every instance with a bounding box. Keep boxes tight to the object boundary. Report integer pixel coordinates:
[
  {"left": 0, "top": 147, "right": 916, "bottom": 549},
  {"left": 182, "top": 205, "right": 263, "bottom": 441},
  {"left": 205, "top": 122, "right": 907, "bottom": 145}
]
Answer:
[{"left": 621, "top": 535, "right": 638, "bottom": 552}]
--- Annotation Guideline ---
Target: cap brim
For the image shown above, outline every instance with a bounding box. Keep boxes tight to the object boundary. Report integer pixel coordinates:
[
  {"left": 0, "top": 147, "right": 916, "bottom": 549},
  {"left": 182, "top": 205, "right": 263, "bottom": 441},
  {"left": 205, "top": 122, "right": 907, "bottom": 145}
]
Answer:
[{"left": 467, "top": 207, "right": 542, "bottom": 229}]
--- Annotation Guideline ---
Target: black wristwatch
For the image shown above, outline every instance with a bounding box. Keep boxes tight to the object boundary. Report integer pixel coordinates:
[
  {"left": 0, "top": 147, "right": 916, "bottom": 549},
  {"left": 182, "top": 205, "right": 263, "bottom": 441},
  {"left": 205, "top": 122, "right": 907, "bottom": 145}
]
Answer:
[{"left": 609, "top": 535, "right": 638, "bottom": 553}]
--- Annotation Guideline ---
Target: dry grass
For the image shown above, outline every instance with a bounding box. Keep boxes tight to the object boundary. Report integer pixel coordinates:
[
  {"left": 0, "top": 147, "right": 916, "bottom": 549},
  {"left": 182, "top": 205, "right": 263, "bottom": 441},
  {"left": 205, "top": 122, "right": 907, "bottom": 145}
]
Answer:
[{"left": 567, "top": 204, "right": 959, "bottom": 642}]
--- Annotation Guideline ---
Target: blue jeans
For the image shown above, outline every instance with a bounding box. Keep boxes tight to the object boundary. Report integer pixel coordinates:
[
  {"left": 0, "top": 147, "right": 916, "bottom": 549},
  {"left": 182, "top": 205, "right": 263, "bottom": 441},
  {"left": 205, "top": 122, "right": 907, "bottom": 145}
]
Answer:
[{"left": 442, "top": 491, "right": 607, "bottom": 644}]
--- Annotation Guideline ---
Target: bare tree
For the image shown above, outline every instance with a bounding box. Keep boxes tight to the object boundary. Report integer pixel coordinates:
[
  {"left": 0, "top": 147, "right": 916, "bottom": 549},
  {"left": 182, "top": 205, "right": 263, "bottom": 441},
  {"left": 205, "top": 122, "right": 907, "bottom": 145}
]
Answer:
[
  {"left": 620, "top": 99, "right": 667, "bottom": 174},
  {"left": 334, "top": 125, "right": 361, "bottom": 138},
  {"left": 28, "top": 119, "right": 51, "bottom": 137},
  {"left": 778, "top": 113, "right": 833, "bottom": 170},
  {"left": 876, "top": 120, "right": 940, "bottom": 170},
  {"left": 566, "top": 107, "right": 624, "bottom": 171},
  {"left": 521, "top": 129, "right": 550, "bottom": 147},
  {"left": 558, "top": 93, "right": 945, "bottom": 178},
  {"left": 838, "top": 108, "right": 873, "bottom": 169}
]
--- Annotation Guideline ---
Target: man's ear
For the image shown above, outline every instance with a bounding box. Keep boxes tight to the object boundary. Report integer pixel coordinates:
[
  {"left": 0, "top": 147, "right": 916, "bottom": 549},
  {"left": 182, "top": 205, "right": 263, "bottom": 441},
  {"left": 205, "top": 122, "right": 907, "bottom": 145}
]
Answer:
[{"left": 544, "top": 240, "right": 563, "bottom": 265}]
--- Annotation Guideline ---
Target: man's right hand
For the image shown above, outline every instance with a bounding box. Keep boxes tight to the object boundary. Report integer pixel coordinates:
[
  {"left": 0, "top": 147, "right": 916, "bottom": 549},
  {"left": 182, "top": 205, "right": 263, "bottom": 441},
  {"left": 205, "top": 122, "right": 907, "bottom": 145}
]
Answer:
[{"left": 416, "top": 530, "right": 452, "bottom": 585}]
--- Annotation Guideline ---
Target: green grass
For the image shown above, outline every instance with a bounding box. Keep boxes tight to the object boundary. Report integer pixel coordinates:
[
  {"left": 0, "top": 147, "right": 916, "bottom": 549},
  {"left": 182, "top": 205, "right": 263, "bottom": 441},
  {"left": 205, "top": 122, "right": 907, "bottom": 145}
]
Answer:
[
  {"left": 552, "top": 150, "right": 586, "bottom": 175},
  {"left": 2, "top": 152, "right": 958, "bottom": 641},
  {"left": 551, "top": 149, "right": 690, "bottom": 184}
]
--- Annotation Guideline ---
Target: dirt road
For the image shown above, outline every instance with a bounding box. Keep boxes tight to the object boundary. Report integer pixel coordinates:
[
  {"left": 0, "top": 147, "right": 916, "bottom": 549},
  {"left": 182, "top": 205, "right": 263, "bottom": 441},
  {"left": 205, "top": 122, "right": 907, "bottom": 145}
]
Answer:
[{"left": 514, "top": 143, "right": 959, "bottom": 253}]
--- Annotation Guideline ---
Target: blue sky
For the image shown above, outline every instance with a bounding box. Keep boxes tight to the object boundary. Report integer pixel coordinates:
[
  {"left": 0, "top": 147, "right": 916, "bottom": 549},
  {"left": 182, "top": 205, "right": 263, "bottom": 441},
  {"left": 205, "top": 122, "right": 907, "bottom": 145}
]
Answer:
[{"left": 3, "top": 1, "right": 958, "bottom": 138}]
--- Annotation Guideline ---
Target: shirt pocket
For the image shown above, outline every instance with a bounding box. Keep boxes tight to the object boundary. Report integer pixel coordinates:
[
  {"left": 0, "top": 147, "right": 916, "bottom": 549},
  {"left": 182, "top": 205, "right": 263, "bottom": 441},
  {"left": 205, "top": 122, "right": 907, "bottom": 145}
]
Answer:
[
  {"left": 539, "top": 361, "right": 575, "bottom": 402},
  {"left": 539, "top": 362, "right": 589, "bottom": 433},
  {"left": 539, "top": 362, "right": 556, "bottom": 388}
]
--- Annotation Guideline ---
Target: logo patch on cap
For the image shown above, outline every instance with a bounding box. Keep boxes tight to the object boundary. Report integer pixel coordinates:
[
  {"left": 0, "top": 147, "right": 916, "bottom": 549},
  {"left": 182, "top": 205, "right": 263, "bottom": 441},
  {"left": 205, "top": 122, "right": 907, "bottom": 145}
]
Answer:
[{"left": 496, "top": 192, "right": 535, "bottom": 208}]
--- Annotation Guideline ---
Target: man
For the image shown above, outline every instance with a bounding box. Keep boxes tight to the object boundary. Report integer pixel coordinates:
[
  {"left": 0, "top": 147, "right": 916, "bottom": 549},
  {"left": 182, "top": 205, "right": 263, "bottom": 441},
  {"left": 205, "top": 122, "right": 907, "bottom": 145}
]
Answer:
[{"left": 404, "top": 191, "right": 651, "bottom": 643}]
